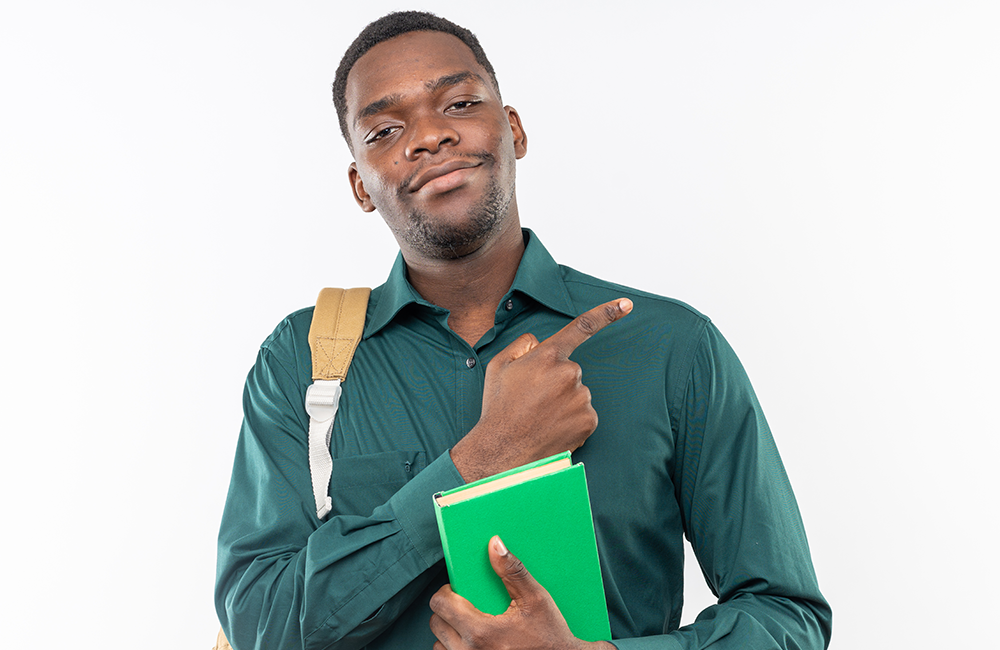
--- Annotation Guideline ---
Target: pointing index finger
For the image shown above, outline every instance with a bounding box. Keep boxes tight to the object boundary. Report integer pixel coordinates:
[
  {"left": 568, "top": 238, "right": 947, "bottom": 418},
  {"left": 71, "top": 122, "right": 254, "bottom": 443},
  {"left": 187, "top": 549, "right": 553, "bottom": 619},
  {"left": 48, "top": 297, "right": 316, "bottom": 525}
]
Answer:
[{"left": 546, "top": 298, "right": 633, "bottom": 358}]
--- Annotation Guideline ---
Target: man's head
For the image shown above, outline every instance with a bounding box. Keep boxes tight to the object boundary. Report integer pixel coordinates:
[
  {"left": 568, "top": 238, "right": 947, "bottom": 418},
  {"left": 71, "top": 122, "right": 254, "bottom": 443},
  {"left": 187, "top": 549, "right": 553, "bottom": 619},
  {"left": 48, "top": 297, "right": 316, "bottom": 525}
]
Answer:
[
  {"left": 337, "top": 12, "right": 527, "bottom": 261},
  {"left": 333, "top": 11, "right": 501, "bottom": 152}
]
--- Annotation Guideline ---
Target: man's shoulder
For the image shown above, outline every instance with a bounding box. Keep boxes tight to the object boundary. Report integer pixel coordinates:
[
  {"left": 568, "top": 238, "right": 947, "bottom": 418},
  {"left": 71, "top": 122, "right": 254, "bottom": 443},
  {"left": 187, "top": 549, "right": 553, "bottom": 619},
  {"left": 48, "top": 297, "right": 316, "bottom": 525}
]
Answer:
[
  {"left": 259, "top": 305, "right": 315, "bottom": 355},
  {"left": 559, "top": 264, "right": 710, "bottom": 330}
]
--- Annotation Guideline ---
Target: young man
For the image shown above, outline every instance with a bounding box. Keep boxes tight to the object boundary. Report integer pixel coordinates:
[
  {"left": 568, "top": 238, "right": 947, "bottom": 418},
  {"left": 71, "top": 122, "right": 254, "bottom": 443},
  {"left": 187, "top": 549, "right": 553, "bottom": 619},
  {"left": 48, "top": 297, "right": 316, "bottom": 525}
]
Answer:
[{"left": 216, "top": 11, "right": 832, "bottom": 650}]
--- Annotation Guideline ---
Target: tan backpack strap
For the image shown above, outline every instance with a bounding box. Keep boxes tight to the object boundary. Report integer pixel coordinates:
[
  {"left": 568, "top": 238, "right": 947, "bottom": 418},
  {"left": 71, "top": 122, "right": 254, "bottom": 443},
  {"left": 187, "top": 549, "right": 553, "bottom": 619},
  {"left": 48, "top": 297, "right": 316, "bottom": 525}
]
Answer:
[
  {"left": 308, "top": 287, "right": 371, "bottom": 381},
  {"left": 213, "top": 627, "right": 233, "bottom": 650},
  {"left": 305, "top": 287, "right": 371, "bottom": 519}
]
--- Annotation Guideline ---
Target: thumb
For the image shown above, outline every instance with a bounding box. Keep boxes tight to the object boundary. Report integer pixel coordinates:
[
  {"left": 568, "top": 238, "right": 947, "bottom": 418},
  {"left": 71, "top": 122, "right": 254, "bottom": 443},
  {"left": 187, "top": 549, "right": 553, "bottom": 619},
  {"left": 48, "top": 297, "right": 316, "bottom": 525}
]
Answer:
[
  {"left": 503, "top": 333, "right": 540, "bottom": 362},
  {"left": 489, "top": 535, "right": 539, "bottom": 604}
]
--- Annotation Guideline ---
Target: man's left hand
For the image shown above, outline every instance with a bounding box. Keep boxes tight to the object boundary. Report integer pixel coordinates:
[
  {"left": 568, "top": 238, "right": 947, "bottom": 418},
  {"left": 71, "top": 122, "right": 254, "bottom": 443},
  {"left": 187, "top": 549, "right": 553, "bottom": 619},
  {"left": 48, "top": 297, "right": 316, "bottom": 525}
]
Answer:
[{"left": 429, "top": 535, "right": 614, "bottom": 650}]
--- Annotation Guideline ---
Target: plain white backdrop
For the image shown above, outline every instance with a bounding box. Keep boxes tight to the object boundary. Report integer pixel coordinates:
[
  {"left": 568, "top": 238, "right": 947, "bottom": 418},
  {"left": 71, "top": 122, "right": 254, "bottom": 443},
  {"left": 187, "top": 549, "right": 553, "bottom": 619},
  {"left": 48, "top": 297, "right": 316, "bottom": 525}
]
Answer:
[{"left": 2, "top": 2, "right": 997, "bottom": 648}]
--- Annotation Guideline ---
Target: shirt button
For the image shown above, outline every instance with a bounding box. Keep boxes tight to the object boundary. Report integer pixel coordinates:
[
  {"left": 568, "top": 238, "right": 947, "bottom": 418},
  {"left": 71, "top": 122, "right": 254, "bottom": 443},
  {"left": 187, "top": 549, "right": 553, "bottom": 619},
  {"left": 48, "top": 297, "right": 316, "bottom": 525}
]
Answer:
[
  {"left": 466, "top": 357, "right": 477, "bottom": 369},
  {"left": 504, "top": 299, "right": 514, "bottom": 311}
]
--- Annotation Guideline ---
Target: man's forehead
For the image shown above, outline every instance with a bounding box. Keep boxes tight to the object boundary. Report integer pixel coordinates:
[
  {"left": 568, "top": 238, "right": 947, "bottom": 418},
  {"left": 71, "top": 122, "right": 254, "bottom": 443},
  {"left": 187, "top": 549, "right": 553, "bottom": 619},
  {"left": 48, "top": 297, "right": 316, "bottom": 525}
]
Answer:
[{"left": 345, "top": 31, "right": 488, "bottom": 113}]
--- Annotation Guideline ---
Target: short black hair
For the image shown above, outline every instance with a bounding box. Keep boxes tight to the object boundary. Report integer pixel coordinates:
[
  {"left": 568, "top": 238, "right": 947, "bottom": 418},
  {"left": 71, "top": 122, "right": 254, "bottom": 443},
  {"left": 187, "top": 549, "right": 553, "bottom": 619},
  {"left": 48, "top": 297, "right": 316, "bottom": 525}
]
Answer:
[{"left": 332, "top": 11, "right": 501, "bottom": 151}]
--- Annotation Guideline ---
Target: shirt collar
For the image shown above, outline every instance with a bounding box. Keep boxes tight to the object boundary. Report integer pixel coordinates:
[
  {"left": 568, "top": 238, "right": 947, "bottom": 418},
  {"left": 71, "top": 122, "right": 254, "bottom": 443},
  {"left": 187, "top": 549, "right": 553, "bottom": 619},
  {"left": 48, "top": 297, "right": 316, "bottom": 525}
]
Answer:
[
  {"left": 507, "top": 229, "right": 577, "bottom": 319},
  {"left": 364, "top": 229, "right": 576, "bottom": 339}
]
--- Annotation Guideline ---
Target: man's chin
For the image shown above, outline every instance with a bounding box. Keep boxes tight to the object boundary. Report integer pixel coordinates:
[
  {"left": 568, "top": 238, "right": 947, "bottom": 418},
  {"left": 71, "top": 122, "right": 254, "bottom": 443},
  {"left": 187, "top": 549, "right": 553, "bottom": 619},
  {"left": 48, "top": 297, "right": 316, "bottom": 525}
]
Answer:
[
  {"left": 402, "top": 220, "right": 495, "bottom": 260},
  {"left": 399, "top": 187, "right": 509, "bottom": 260}
]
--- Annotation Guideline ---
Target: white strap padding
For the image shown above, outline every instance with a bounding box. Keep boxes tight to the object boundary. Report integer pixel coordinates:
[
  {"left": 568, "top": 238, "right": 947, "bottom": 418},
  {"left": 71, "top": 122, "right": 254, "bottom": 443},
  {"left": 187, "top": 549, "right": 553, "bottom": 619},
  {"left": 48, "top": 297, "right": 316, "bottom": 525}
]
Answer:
[{"left": 305, "top": 379, "right": 342, "bottom": 519}]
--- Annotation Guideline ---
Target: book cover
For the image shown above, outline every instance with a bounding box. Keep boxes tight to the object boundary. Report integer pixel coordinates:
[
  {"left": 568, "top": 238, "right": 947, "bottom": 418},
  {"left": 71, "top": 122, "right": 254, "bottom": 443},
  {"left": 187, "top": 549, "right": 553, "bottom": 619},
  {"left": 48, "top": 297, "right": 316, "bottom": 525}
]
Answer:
[{"left": 433, "top": 451, "right": 611, "bottom": 642}]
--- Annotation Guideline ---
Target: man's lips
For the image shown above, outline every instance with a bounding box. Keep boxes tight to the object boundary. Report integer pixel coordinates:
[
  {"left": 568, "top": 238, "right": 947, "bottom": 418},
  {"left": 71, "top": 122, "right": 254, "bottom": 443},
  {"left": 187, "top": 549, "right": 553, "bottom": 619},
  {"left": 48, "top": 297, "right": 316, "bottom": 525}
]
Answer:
[{"left": 407, "top": 159, "right": 482, "bottom": 193}]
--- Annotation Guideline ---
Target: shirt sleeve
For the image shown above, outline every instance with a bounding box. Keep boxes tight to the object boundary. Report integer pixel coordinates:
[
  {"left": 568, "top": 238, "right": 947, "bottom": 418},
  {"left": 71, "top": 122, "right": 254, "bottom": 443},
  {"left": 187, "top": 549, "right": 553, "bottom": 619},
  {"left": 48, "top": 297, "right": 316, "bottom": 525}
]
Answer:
[
  {"left": 215, "top": 332, "right": 465, "bottom": 650},
  {"left": 612, "top": 322, "right": 833, "bottom": 649}
]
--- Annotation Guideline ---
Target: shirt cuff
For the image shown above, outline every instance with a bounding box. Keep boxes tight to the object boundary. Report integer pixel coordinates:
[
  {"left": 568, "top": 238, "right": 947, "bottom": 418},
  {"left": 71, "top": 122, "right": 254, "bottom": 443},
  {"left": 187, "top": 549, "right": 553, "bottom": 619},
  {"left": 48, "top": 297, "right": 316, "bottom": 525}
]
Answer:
[{"left": 389, "top": 450, "right": 466, "bottom": 567}]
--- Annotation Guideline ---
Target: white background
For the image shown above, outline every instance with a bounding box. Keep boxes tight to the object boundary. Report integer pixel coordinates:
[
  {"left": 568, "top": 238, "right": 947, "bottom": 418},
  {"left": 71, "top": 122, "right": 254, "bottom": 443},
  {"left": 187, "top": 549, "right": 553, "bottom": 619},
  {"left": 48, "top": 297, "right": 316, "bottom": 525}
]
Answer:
[{"left": 2, "top": 2, "right": 997, "bottom": 648}]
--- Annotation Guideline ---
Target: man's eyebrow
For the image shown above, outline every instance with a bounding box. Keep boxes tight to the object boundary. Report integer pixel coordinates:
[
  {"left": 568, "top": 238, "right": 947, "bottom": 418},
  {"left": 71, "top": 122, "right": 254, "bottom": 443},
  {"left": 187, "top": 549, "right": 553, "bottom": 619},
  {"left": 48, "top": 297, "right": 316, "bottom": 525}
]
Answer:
[
  {"left": 354, "top": 94, "right": 403, "bottom": 127},
  {"left": 353, "top": 72, "right": 486, "bottom": 128},
  {"left": 426, "top": 71, "right": 486, "bottom": 93}
]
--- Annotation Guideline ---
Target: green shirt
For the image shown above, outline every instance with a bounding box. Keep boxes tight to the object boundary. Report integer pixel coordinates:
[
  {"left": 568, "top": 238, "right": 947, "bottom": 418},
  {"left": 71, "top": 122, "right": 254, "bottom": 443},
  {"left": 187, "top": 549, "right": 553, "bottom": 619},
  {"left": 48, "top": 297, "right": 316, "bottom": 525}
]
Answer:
[{"left": 216, "top": 230, "right": 831, "bottom": 649}]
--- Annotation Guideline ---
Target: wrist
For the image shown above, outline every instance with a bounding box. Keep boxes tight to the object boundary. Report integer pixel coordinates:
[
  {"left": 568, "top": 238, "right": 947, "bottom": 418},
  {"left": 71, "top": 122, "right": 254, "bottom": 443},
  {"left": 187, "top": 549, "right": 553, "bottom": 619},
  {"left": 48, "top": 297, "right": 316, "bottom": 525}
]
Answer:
[
  {"left": 449, "top": 435, "right": 491, "bottom": 483},
  {"left": 452, "top": 422, "right": 515, "bottom": 482}
]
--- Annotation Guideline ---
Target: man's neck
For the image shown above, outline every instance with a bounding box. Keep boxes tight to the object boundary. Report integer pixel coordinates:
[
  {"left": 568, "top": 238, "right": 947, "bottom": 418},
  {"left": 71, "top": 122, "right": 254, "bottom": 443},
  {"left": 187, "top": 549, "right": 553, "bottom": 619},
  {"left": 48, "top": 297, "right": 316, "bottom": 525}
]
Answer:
[{"left": 402, "top": 219, "right": 525, "bottom": 346}]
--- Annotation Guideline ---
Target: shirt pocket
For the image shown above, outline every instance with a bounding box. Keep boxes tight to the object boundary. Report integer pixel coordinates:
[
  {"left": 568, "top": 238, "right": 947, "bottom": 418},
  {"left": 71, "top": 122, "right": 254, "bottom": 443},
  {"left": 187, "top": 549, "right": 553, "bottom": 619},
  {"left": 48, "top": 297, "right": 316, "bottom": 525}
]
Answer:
[{"left": 329, "top": 450, "right": 427, "bottom": 517}]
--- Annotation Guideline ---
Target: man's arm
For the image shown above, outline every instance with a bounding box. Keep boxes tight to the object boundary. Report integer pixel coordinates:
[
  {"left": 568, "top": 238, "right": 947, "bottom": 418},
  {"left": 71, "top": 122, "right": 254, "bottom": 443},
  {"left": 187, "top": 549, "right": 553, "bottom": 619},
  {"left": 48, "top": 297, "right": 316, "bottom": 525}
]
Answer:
[
  {"left": 216, "top": 300, "right": 633, "bottom": 650},
  {"left": 216, "top": 340, "right": 464, "bottom": 650},
  {"left": 608, "top": 322, "right": 831, "bottom": 649},
  {"left": 627, "top": 322, "right": 832, "bottom": 649},
  {"left": 429, "top": 321, "right": 832, "bottom": 650}
]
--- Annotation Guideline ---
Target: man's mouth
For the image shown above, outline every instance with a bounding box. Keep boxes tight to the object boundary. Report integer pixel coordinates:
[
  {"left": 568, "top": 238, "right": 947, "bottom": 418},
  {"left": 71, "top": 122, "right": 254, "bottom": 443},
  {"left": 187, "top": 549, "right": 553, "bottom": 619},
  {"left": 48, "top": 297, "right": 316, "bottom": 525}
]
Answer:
[{"left": 407, "top": 159, "right": 482, "bottom": 193}]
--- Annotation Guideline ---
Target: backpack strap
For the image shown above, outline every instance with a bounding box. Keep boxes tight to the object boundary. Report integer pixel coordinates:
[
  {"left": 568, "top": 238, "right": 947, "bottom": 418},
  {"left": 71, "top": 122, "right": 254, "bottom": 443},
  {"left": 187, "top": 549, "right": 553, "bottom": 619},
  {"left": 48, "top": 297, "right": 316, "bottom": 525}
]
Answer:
[{"left": 305, "top": 287, "right": 371, "bottom": 519}]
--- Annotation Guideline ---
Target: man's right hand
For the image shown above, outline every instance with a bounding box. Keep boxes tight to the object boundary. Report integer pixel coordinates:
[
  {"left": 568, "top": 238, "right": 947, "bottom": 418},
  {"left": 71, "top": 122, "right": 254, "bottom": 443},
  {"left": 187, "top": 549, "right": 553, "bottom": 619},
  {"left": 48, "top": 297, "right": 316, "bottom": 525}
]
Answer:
[{"left": 450, "top": 298, "right": 633, "bottom": 482}]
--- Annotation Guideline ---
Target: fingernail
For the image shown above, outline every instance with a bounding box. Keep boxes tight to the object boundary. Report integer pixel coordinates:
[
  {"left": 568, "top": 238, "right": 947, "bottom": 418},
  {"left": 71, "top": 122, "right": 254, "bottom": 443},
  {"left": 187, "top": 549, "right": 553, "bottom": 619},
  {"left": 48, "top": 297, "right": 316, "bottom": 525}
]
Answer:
[
  {"left": 493, "top": 535, "right": 508, "bottom": 556},
  {"left": 619, "top": 298, "right": 633, "bottom": 313}
]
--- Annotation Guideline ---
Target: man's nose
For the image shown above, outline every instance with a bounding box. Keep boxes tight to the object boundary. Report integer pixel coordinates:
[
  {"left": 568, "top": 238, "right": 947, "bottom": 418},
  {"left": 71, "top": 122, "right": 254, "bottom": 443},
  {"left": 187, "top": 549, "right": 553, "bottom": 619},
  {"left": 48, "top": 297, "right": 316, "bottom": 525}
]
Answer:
[{"left": 405, "top": 116, "right": 460, "bottom": 159}]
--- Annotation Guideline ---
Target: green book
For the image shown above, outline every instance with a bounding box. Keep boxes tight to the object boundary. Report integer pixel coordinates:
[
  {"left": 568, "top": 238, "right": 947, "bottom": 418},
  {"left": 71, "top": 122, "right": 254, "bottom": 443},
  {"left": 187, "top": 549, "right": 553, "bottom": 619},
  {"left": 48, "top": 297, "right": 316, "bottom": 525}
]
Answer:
[{"left": 433, "top": 451, "right": 612, "bottom": 642}]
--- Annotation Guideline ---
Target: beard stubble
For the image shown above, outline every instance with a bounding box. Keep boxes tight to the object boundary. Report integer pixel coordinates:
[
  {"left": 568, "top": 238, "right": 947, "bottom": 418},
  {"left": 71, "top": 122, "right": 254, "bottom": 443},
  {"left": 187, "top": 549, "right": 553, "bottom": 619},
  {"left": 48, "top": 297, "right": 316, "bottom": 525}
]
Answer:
[{"left": 396, "top": 151, "right": 513, "bottom": 260}]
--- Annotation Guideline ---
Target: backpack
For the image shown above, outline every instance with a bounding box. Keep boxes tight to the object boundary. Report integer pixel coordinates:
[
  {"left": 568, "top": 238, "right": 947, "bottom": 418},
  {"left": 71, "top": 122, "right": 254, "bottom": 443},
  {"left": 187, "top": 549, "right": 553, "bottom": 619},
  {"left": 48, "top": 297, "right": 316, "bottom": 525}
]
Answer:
[{"left": 214, "top": 287, "right": 371, "bottom": 650}]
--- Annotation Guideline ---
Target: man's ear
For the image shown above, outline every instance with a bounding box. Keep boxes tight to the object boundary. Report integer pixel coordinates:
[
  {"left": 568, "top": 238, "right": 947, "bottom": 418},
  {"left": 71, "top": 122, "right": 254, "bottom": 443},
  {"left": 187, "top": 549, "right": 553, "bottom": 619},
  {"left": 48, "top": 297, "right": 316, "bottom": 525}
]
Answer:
[
  {"left": 348, "top": 162, "right": 377, "bottom": 212},
  {"left": 506, "top": 106, "right": 528, "bottom": 159}
]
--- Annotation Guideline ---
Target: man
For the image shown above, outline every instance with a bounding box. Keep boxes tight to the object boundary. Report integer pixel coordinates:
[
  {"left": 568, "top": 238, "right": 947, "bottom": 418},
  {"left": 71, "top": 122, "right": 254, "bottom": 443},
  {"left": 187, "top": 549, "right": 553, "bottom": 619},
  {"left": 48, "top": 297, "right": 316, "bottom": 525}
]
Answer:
[{"left": 216, "top": 11, "right": 832, "bottom": 650}]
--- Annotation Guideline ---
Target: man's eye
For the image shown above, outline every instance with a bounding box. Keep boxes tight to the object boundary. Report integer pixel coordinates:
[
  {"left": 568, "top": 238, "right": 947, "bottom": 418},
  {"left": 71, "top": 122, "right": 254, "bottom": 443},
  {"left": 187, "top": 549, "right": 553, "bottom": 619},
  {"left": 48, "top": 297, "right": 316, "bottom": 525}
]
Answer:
[
  {"left": 366, "top": 127, "right": 397, "bottom": 144},
  {"left": 449, "top": 100, "right": 481, "bottom": 110}
]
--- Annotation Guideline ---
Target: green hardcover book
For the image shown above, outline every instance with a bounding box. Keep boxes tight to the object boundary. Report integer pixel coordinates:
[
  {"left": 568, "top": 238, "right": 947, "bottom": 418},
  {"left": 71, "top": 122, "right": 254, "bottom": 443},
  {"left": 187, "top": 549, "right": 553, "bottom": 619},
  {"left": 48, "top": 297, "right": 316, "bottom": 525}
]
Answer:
[{"left": 433, "top": 451, "right": 611, "bottom": 642}]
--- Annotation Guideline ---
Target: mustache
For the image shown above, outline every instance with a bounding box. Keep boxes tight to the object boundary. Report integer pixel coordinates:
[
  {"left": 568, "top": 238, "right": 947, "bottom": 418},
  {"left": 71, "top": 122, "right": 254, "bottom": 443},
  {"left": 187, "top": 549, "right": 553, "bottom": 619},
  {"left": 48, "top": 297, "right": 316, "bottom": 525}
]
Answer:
[{"left": 398, "top": 151, "right": 495, "bottom": 194}]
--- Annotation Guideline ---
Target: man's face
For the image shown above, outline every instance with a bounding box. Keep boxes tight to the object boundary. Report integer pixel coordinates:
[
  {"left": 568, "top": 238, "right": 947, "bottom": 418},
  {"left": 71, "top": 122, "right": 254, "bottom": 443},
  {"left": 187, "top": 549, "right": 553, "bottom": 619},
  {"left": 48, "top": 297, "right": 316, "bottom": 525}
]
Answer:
[{"left": 345, "top": 31, "right": 527, "bottom": 260}]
